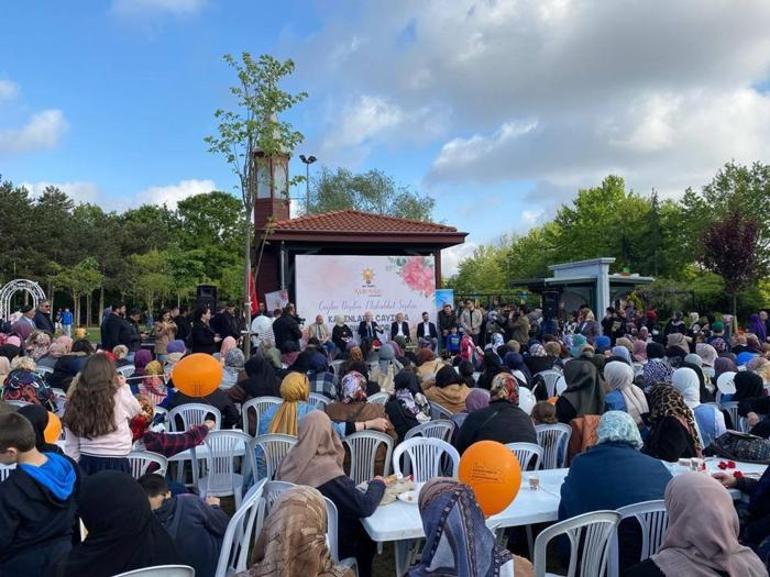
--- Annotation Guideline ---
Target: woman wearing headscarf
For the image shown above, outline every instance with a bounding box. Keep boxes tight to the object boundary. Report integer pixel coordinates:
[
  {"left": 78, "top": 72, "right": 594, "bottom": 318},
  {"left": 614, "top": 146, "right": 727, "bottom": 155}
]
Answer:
[
  {"left": 608, "top": 345, "right": 633, "bottom": 365},
  {"left": 476, "top": 350, "right": 506, "bottom": 391},
  {"left": 455, "top": 373, "right": 536, "bottom": 454},
  {"left": 603, "top": 361, "right": 649, "bottom": 426},
  {"left": 277, "top": 411, "right": 385, "bottom": 577},
  {"left": 632, "top": 339, "right": 647, "bottom": 363},
  {"left": 218, "top": 335, "right": 237, "bottom": 361},
  {"left": 423, "top": 365, "right": 471, "bottom": 415},
  {"left": 17, "top": 404, "right": 64, "bottom": 454},
  {"left": 715, "top": 355, "right": 738, "bottom": 379},
  {"left": 237, "top": 486, "right": 354, "bottom": 577},
  {"left": 503, "top": 352, "right": 532, "bottom": 387},
  {"left": 642, "top": 342, "right": 673, "bottom": 391},
  {"left": 524, "top": 342, "right": 554, "bottom": 375},
  {"left": 560, "top": 412, "right": 671, "bottom": 574},
  {"left": 642, "top": 384, "right": 702, "bottom": 462},
  {"left": 48, "top": 338, "right": 92, "bottom": 391},
  {"left": 220, "top": 347, "right": 245, "bottom": 390},
  {"left": 331, "top": 315, "right": 354, "bottom": 358},
  {"left": 749, "top": 313, "right": 768, "bottom": 343},
  {"left": 239, "top": 352, "right": 279, "bottom": 399},
  {"left": 325, "top": 372, "right": 397, "bottom": 475},
  {"left": 555, "top": 359, "right": 604, "bottom": 424},
  {"left": 409, "top": 478, "right": 533, "bottom": 577},
  {"left": 626, "top": 473, "right": 767, "bottom": 577},
  {"left": 56, "top": 471, "right": 182, "bottom": 577},
  {"left": 415, "top": 348, "right": 445, "bottom": 387},
  {"left": 385, "top": 370, "right": 432, "bottom": 442},
  {"left": 2, "top": 357, "right": 55, "bottom": 410},
  {"left": 671, "top": 367, "right": 725, "bottom": 448},
  {"left": 450, "top": 388, "right": 490, "bottom": 433},
  {"left": 133, "top": 349, "right": 153, "bottom": 378},
  {"left": 695, "top": 342, "right": 718, "bottom": 369},
  {"left": 138, "top": 360, "right": 168, "bottom": 407}
]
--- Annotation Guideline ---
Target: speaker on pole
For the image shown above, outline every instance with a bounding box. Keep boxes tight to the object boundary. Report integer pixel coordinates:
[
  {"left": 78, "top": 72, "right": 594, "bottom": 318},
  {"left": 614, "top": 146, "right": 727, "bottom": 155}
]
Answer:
[{"left": 196, "top": 285, "right": 218, "bottom": 311}]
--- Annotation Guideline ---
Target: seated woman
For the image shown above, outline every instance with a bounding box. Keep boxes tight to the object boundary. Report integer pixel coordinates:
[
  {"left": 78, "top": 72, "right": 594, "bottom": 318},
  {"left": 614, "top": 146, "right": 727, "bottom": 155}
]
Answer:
[
  {"left": 625, "top": 473, "right": 767, "bottom": 577},
  {"left": 603, "top": 361, "right": 649, "bottom": 427},
  {"left": 219, "top": 347, "right": 245, "bottom": 391},
  {"left": 168, "top": 378, "right": 240, "bottom": 430},
  {"left": 671, "top": 367, "right": 725, "bottom": 448},
  {"left": 476, "top": 350, "right": 506, "bottom": 390},
  {"left": 456, "top": 373, "right": 537, "bottom": 454},
  {"left": 423, "top": 366, "right": 471, "bottom": 414},
  {"left": 138, "top": 360, "right": 168, "bottom": 407},
  {"left": 555, "top": 359, "right": 604, "bottom": 424},
  {"left": 524, "top": 342, "right": 555, "bottom": 375},
  {"left": 504, "top": 352, "right": 533, "bottom": 388},
  {"left": 1, "top": 356, "right": 55, "bottom": 411},
  {"left": 560, "top": 412, "right": 671, "bottom": 573},
  {"left": 451, "top": 388, "right": 490, "bottom": 432},
  {"left": 325, "top": 371, "right": 397, "bottom": 475},
  {"left": 277, "top": 411, "right": 385, "bottom": 577},
  {"left": 409, "top": 478, "right": 533, "bottom": 577},
  {"left": 642, "top": 343, "right": 673, "bottom": 391},
  {"left": 642, "top": 384, "right": 702, "bottom": 462},
  {"left": 240, "top": 485, "right": 354, "bottom": 577},
  {"left": 737, "top": 371, "right": 770, "bottom": 436},
  {"left": 415, "top": 348, "right": 445, "bottom": 387},
  {"left": 385, "top": 370, "right": 432, "bottom": 443},
  {"left": 56, "top": 471, "right": 181, "bottom": 577}
]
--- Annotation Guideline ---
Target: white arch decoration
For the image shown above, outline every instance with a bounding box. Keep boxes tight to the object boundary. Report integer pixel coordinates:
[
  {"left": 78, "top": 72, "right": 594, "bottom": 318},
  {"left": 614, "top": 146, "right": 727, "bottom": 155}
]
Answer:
[{"left": 0, "top": 279, "right": 47, "bottom": 321}]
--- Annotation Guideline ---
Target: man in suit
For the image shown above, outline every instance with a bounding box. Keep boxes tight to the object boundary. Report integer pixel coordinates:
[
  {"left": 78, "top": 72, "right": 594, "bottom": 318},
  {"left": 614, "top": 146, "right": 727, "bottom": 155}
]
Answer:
[
  {"left": 33, "top": 300, "right": 55, "bottom": 333},
  {"left": 390, "top": 312, "right": 410, "bottom": 342},
  {"left": 416, "top": 311, "right": 439, "bottom": 351},
  {"left": 357, "top": 311, "right": 382, "bottom": 353}
]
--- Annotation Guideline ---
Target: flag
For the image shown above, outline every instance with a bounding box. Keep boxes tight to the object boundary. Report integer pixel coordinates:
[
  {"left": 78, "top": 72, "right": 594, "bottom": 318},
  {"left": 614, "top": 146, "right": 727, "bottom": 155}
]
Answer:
[{"left": 249, "top": 273, "right": 258, "bottom": 316}]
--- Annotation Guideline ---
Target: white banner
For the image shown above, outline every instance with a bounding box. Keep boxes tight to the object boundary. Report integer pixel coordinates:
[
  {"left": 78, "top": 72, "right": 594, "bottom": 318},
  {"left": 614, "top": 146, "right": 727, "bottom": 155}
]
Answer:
[{"left": 295, "top": 255, "right": 436, "bottom": 338}]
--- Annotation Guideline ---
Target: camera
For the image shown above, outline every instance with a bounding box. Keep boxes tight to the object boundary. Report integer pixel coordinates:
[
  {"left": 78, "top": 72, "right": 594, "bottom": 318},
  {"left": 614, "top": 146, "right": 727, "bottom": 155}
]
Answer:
[{"left": 295, "top": 316, "right": 306, "bottom": 325}]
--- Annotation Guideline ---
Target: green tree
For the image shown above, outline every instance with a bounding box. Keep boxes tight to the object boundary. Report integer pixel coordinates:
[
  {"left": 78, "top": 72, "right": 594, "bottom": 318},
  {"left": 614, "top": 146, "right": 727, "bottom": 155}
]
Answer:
[
  {"left": 205, "top": 52, "right": 307, "bottom": 356},
  {"left": 129, "top": 250, "right": 174, "bottom": 311},
  {"left": 307, "top": 167, "right": 435, "bottom": 221},
  {"left": 48, "top": 257, "right": 104, "bottom": 326}
]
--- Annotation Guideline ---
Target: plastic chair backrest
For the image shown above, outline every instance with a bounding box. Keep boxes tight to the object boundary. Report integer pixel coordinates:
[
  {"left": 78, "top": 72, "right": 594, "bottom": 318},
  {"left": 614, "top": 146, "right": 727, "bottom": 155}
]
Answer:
[
  {"left": 112, "top": 566, "right": 195, "bottom": 577},
  {"left": 404, "top": 420, "right": 455, "bottom": 443},
  {"left": 505, "top": 442, "right": 543, "bottom": 470},
  {"left": 127, "top": 451, "right": 168, "bottom": 479},
  {"left": 251, "top": 434, "right": 298, "bottom": 480},
  {"left": 168, "top": 403, "right": 222, "bottom": 432},
  {"left": 533, "top": 510, "right": 621, "bottom": 577},
  {"left": 720, "top": 401, "right": 743, "bottom": 431},
  {"left": 429, "top": 401, "right": 453, "bottom": 420},
  {"left": 535, "top": 423, "right": 572, "bottom": 469},
  {"left": 0, "top": 463, "right": 16, "bottom": 482},
  {"left": 203, "top": 430, "right": 252, "bottom": 493},
  {"left": 392, "top": 438, "right": 460, "bottom": 482},
  {"left": 607, "top": 500, "right": 668, "bottom": 577},
  {"left": 536, "top": 370, "right": 563, "bottom": 398},
  {"left": 342, "top": 430, "right": 394, "bottom": 484},
  {"left": 241, "top": 396, "right": 282, "bottom": 435},
  {"left": 35, "top": 365, "right": 54, "bottom": 376},
  {"left": 518, "top": 386, "right": 536, "bottom": 415},
  {"left": 214, "top": 478, "right": 266, "bottom": 577},
  {"left": 308, "top": 392, "right": 331, "bottom": 409},
  {"left": 117, "top": 364, "right": 136, "bottom": 378},
  {"left": 367, "top": 392, "right": 389, "bottom": 405}
]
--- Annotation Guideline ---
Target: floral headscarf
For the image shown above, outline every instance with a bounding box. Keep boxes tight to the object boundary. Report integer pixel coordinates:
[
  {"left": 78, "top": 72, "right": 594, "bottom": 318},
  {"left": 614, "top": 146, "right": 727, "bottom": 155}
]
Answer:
[
  {"left": 489, "top": 372, "right": 519, "bottom": 406},
  {"left": 596, "top": 411, "right": 643, "bottom": 449},
  {"left": 711, "top": 337, "right": 728, "bottom": 354},
  {"left": 340, "top": 371, "right": 367, "bottom": 403},
  {"left": 394, "top": 370, "right": 430, "bottom": 423},
  {"left": 529, "top": 343, "right": 546, "bottom": 357}
]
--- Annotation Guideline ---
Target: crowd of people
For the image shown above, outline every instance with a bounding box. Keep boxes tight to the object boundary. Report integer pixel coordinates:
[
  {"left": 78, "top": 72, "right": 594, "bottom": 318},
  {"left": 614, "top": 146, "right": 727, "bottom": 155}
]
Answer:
[{"left": 2, "top": 296, "right": 770, "bottom": 576}]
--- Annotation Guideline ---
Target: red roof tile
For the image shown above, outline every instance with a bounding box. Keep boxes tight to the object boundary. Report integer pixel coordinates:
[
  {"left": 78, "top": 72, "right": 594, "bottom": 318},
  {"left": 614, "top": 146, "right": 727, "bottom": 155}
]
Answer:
[{"left": 271, "top": 209, "right": 460, "bottom": 234}]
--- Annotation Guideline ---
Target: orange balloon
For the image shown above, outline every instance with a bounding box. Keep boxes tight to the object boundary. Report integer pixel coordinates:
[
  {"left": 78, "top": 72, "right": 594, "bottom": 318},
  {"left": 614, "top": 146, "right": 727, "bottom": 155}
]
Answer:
[
  {"left": 459, "top": 440, "right": 521, "bottom": 516},
  {"left": 171, "top": 353, "right": 222, "bottom": 397},
  {"left": 44, "top": 411, "right": 62, "bottom": 444}
]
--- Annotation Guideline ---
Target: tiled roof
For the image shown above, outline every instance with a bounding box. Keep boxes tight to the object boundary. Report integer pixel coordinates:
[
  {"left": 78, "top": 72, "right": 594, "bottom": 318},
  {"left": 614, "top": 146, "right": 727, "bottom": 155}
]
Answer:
[{"left": 271, "top": 209, "right": 460, "bottom": 234}]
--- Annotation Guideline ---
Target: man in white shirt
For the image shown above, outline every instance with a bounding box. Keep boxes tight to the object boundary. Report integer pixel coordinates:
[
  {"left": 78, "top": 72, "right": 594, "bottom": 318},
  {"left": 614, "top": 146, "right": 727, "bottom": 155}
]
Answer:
[{"left": 390, "top": 312, "right": 410, "bottom": 342}]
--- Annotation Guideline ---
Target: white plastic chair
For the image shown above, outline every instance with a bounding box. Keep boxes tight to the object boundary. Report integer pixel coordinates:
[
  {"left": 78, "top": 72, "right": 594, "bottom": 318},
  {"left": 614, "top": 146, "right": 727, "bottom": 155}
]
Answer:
[
  {"left": 5, "top": 400, "right": 32, "bottom": 409},
  {"left": 168, "top": 403, "right": 222, "bottom": 432},
  {"left": 608, "top": 500, "right": 668, "bottom": 577},
  {"left": 720, "top": 401, "right": 746, "bottom": 432},
  {"left": 241, "top": 396, "right": 282, "bottom": 436},
  {"left": 404, "top": 420, "right": 455, "bottom": 443},
  {"left": 250, "top": 434, "right": 297, "bottom": 480},
  {"left": 429, "top": 401, "right": 454, "bottom": 420},
  {"left": 35, "top": 365, "right": 54, "bottom": 377},
  {"left": 535, "top": 423, "right": 572, "bottom": 469},
  {"left": 392, "top": 438, "right": 460, "bottom": 482},
  {"left": 0, "top": 463, "right": 16, "bottom": 482},
  {"left": 113, "top": 566, "right": 195, "bottom": 577},
  {"left": 324, "top": 496, "right": 359, "bottom": 576},
  {"left": 200, "top": 430, "right": 253, "bottom": 508},
  {"left": 632, "top": 363, "right": 645, "bottom": 378},
  {"left": 506, "top": 442, "right": 543, "bottom": 471},
  {"left": 127, "top": 451, "right": 168, "bottom": 479},
  {"left": 308, "top": 392, "right": 331, "bottom": 409},
  {"left": 536, "top": 370, "right": 564, "bottom": 398},
  {"left": 367, "top": 392, "right": 389, "bottom": 405},
  {"left": 556, "top": 377, "right": 568, "bottom": 396},
  {"left": 117, "top": 364, "right": 136, "bottom": 378},
  {"left": 342, "top": 430, "right": 394, "bottom": 484},
  {"left": 215, "top": 478, "right": 266, "bottom": 577},
  {"left": 533, "top": 510, "right": 621, "bottom": 577},
  {"left": 518, "top": 386, "right": 536, "bottom": 415}
]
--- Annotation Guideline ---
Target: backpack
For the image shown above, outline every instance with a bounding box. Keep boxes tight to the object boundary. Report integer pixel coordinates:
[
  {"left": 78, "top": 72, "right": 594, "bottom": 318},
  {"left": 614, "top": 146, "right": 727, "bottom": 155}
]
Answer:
[{"left": 705, "top": 431, "right": 770, "bottom": 464}]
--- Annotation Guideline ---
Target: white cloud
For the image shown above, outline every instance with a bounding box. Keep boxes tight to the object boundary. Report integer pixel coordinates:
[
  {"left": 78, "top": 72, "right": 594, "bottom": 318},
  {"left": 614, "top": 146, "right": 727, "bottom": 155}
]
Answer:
[
  {"left": 441, "top": 242, "right": 478, "bottom": 277},
  {"left": 0, "top": 80, "right": 18, "bottom": 101},
  {"left": 21, "top": 181, "right": 102, "bottom": 204},
  {"left": 0, "top": 110, "right": 67, "bottom": 154},
  {"left": 112, "top": 0, "right": 205, "bottom": 16},
  {"left": 135, "top": 178, "right": 216, "bottom": 209}
]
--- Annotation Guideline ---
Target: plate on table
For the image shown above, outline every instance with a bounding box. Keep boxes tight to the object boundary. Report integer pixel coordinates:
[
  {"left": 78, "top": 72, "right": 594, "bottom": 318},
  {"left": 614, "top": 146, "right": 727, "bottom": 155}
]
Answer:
[{"left": 398, "top": 490, "right": 419, "bottom": 505}]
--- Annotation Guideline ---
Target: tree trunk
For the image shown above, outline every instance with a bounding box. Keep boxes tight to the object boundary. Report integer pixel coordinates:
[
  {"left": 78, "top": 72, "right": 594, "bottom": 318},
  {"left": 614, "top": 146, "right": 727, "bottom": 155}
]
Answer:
[
  {"left": 74, "top": 294, "right": 80, "bottom": 328},
  {"left": 86, "top": 292, "right": 92, "bottom": 328},
  {"left": 99, "top": 286, "right": 105, "bottom": 322},
  {"left": 731, "top": 292, "right": 738, "bottom": 332},
  {"left": 242, "top": 216, "right": 252, "bottom": 359}
]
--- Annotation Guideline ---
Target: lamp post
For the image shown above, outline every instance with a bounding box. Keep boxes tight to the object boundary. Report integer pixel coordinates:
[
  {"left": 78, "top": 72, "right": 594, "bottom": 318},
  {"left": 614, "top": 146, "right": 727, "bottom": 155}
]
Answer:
[{"left": 299, "top": 154, "right": 316, "bottom": 214}]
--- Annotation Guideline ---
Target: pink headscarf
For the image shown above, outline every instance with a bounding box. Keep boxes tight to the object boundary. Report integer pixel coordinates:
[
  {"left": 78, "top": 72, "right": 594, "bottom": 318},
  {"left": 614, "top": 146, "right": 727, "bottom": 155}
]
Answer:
[
  {"left": 220, "top": 336, "right": 237, "bottom": 359},
  {"left": 632, "top": 340, "right": 647, "bottom": 362}
]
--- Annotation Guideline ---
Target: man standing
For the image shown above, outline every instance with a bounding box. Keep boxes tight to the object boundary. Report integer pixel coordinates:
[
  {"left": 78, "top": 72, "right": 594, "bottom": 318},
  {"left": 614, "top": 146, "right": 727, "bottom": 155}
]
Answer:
[
  {"left": 390, "top": 312, "right": 410, "bottom": 342},
  {"left": 459, "top": 300, "right": 482, "bottom": 343},
  {"left": 19, "top": 305, "right": 37, "bottom": 332},
  {"left": 437, "top": 303, "right": 457, "bottom": 350},
  {"left": 33, "top": 300, "right": 55, "bottom": 333},
  {"left": 272, "top": 304, "right": 302, "bottom": 351},
  {"left": 172, "top": 306, "right": 191, "bottom": 346},
  {"left": 101, "top": 302, "right": 129, "bottom": 350},
  {"left": 61, "top": 307, "right": 73, "bottom": 337},
  {"left": 211, "top": 303, "right": 240, "bottom": 342},
  {"left": 250, "top": 306, "right": 274, "bottom": 351},
  {"left": 416, "top": 311, "right": 439, "bottom": 350}
]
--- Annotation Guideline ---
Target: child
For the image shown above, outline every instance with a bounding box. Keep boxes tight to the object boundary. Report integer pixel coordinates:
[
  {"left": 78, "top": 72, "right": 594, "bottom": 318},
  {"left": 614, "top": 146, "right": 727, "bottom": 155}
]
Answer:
[
  {"left": 531, "top": 400, "right": 558, "bottom": 425},
  {"left": 138, "top": 473, "right": 229, "bottom": 577},
  {"left": 445, "top": 325, "right": 461, "bottom": 356},
  {"left": 63, "top": 354, "right": 142, "bottom": 474},
  {"left": 0, "top": 412, "right": 79, "bottom": 577}
]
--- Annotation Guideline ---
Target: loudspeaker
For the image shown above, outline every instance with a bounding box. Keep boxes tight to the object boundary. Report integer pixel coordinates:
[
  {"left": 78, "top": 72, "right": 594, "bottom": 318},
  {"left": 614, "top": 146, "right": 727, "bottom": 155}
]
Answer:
[
  {"left": 543, "top": 290, "right": 560, "bottom": 320},
  {"left": 196, "top": 285, "right": 218, "bottom": 311}
]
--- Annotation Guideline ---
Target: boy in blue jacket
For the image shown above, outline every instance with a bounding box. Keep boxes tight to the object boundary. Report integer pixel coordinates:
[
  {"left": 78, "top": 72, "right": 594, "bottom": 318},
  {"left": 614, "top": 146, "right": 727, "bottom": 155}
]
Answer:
[{"left": 0, "top": 412, "right": 79, "bottom": 577}]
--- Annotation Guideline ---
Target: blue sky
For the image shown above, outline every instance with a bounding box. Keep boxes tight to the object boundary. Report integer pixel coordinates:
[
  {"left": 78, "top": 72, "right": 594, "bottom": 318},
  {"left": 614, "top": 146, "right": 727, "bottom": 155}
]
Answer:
[{"left": 3, "top": 1, "right": 770, "bottom": 273}]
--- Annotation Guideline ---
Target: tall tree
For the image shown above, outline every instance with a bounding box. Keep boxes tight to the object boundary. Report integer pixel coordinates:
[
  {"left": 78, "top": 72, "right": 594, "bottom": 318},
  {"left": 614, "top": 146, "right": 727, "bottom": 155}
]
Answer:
[
  {"left": 205, "top": 52, "right": 307, "bottom": 356},
  {"left": 307, "top": 167, "right": 435, "bottom": 221}
]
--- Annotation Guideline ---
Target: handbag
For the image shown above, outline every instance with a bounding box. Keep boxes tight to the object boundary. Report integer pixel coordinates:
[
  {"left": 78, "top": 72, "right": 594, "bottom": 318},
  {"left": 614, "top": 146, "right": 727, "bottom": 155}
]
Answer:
[{"left": 705, "top": 431, "right": 770, "bottom": 464}]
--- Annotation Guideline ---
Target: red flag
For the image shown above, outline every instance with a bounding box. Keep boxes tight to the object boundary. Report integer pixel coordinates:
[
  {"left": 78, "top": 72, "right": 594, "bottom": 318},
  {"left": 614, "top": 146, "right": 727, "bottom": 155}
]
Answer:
[{"left": 249, "top": 273, "right": 258, "bottom": 316}]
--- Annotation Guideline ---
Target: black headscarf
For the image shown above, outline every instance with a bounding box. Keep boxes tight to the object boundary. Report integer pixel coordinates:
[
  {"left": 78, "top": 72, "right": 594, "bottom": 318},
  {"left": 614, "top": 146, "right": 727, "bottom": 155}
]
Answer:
[
  {"left": 242, "top": 352, "right": 279, "bottom": 398},
  {"left": 58, "top": 471, "right": 181, "bottom": 577},
  {"left": 561, "top": 359, "right": 604, "bottom": 416},
  {"left": 435, "top": 365, "right": 463, "bottom": 388},
  {"left": 17, "top": 404, "right": 63, "bottom": 455},
  {"left": 394, "top": 370, "right": 421, "bottom": 397},
  {"left": 477, "top": 351, "right": 506, "bottom": 391},
  {"left": 647, "top": 342, "right": 666, "bottom": 360},
  {"left": 734, "top": 371, "right": 764, "bottom": 402}
]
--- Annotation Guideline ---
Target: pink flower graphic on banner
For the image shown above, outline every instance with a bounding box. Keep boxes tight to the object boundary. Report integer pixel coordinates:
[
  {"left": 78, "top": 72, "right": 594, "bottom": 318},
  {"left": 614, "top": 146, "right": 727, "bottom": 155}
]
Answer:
[{"left": 400, "top": 256, "right": 435, "bottom": 297}]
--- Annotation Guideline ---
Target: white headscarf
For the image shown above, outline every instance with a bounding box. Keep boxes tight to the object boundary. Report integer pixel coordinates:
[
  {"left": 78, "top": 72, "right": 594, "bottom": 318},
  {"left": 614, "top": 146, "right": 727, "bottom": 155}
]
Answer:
[
  {"left": 603, "top": 361, "right": 649, "bottom": 426},
  {"left": 672, "top": 367, "right": 700, "bottom": 409}
]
